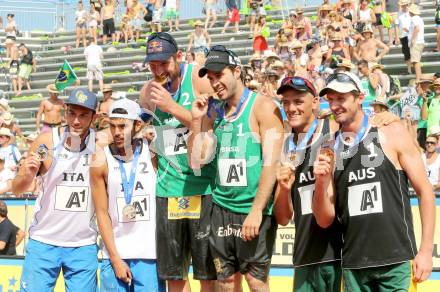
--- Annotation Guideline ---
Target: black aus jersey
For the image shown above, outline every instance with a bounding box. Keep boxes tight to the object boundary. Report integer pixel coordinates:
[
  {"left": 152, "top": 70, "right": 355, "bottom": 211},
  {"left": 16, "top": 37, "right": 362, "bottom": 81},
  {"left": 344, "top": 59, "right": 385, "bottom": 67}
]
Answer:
[
  {"left": 334, "top": 126, "right": 417, "bottom": 269},
  {"left": 290, "top": 119, "right": 342, "bottom": 267}
]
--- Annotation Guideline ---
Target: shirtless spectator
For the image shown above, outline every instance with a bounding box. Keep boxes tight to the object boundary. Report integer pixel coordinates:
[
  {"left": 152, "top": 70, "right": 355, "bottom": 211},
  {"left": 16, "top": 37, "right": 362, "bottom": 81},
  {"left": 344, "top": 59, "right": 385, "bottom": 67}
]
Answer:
[
  {"left": 95, "top": 84, "right": 114, "bottom": 130},
  {"left": 291, "top": 40, "right": 309, "bottom": 77},
  {"left": 102, "top": 0, "right": 116, "bottom": 44},
  {"left": 307, "top": 39, "right": 323, "bottom": 68},
  {"left": 128, "top": 0, "right": 147, "bottom": 42},
  {"left": 354, "top": 25, "right": 389, "bottom": 63},
  {"left": 36, "top": 84, "right": 65, "bottom": 134}
]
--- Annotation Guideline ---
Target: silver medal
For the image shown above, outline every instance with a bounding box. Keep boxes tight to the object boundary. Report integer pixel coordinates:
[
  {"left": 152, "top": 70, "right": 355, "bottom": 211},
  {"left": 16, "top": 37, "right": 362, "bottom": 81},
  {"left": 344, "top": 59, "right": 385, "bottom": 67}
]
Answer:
[
  {"left": 36, "top": 144, "right": 49, "bottom": 161},
  {"left": 122, "top": 204, "right": 136, "bottom": 220}
]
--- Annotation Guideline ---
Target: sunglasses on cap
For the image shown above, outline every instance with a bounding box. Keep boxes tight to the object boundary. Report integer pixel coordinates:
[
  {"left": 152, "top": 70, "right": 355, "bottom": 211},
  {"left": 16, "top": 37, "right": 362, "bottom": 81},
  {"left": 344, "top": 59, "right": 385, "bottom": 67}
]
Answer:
[
  {"left": 326, "top": 73, "right": 361, "bottom": 92},
  {"left": 147, "top": 32, "right": 178, "bottom": 50},
  {"left": 207, "top": 45, "right": 240, "bottom": 65},
  {"left": 280, "top": 76, "right": 317, "bottom": 96}
]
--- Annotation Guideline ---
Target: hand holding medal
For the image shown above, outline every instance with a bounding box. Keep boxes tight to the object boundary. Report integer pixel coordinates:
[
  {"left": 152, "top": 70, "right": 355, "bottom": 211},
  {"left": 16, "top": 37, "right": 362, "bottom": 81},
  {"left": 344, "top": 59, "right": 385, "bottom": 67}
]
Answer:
[{"left": 36, "top": 144, "right": 49, "bottom": 161}]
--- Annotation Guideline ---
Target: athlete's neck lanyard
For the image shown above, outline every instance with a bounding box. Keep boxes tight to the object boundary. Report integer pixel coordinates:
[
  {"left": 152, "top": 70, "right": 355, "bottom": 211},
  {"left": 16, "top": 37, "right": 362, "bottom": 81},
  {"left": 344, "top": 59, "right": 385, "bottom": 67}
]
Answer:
[
  {"left": 207, "top": 87, "right": 250, "bottom": 120},
  {"left": 335, "top": 113, "right": 369, "bottom": 151},
  {"left": 117, "top": 142, "right": 141, "bottom": 206},
  {"left": 288, "top": 119, "right": 319, "bottom": 152},
  {"left": 165, "top": 63, "right": 185, "bottom": 101}
]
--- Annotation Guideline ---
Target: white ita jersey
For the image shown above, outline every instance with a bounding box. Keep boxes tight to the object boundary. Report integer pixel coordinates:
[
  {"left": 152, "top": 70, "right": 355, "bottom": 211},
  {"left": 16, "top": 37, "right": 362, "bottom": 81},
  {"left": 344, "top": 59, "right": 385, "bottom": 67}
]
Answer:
[
  {"left": 29, "top": 127, "right": 97, "bottom": 247},
  {"left": 103, "top": 139, "right": 157, "bottom": 259}
]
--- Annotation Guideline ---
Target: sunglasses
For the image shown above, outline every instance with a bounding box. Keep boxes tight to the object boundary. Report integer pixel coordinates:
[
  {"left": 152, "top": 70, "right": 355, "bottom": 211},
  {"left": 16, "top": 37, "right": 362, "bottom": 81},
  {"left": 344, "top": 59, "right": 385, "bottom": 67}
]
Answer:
[
  {"left": 326, "top": 73, "right": 361, "bottom": 92},
  {"left": 147, "top": 32, "right": 178, "bottom": 50},
  {"left": 280, "top": 76, "right": 317, "bottom": 96},
  {"left": 245, "top": 78, "right": 252, "bottom": 82},
  {"left": 426, "top": 141, "right": 437, "bottom": 145}
]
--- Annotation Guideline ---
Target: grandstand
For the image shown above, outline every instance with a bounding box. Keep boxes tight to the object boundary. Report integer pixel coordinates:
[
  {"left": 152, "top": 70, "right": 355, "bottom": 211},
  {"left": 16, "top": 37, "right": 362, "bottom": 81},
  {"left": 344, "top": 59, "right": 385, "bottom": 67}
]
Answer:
[{"left": 0, "top": 1, "right": 438, "bottom": 133}]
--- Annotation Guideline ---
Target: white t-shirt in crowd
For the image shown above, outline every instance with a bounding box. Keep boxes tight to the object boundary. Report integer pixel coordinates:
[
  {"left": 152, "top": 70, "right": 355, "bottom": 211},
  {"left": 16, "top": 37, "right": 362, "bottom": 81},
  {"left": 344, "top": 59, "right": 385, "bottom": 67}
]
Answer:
[
  {"left": 422, "top": 154, "right": 440, "bottom": 186},
  {"left": 166, "top": 0, "right": 177, "bottom": 9},
  {"left": 75, "top": 9, "right": 87, "bottom": 24},
  {"left": 84, "top": 44, "right": 103, "bottom": 67},
  {"left": 409, "top": 15, "right": 424, "bottom": 45},
  {"left": 397, "top": 11, "right": 411, "bottom": 38},
  {"left": 0, "top": 168, "right": 14, "bottom": 192}
]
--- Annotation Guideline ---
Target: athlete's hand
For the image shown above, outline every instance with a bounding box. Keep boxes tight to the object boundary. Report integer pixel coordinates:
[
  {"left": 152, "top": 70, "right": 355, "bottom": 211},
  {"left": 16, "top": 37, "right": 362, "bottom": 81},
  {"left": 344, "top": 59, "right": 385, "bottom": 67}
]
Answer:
[
  {"left": 413, "top": 250, "right": 433, "bottom": 283},
  {"left": 371, "top": 111, "right": 400, "bottom": 127},
  {"left": 22, "top": 152, "right": 41, "bottom": 178},
  {"left": 111, "top": 257, "right": 133, "bottom": 284},
  {"left": 150, "top": 81, "right": 175, "bottom": 113},
  {"left": 192, "top": 95, "right": 210, "bottom": 119},
  {"left": 276, "top": 164, "right": 295, "bottom": 191},
  {"left": 241, "top": 209, "right": 263, "bottom": 242},
  {"left": 313, "top": 154, "right": 333, "bottom": 186}
]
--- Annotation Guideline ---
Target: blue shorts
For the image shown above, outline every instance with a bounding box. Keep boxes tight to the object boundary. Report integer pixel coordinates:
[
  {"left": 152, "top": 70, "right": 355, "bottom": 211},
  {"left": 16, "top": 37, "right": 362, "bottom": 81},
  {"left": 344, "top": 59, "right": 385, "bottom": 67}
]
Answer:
[
  {"left": 20, "top": 239, "right": 98, "bottom": 292},
  {"left": 100, "top": 259, "right": 165, "bottom": 292}
]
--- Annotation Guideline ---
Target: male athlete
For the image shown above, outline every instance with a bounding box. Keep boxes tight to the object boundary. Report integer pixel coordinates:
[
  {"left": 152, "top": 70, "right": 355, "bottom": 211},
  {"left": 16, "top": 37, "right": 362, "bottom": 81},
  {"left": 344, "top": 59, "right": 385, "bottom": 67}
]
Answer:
[
  {"left": 139, "top": 32, "right": 216, "bottom": 292},
  {"left": 189, "top": 46, "right": 284, "bottom": 291},
  {"left": 313, "top": 72, "right": 435, "bottom": 290},
  {"left": 91, "top": 98, "right": 165, "bottom": 291},
  {"left": 13, "top": 89, "right": 98, "bottom": 291}
]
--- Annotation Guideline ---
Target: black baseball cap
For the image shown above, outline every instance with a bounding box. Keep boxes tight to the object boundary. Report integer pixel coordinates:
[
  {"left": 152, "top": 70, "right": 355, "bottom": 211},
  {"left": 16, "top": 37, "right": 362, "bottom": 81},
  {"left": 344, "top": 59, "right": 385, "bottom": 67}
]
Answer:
[
  {"left": 145, "top": 32, "right": 178, "bottom": 62},
  {"left": 198, "top": 45, "right": 241, "bottom": 77}
]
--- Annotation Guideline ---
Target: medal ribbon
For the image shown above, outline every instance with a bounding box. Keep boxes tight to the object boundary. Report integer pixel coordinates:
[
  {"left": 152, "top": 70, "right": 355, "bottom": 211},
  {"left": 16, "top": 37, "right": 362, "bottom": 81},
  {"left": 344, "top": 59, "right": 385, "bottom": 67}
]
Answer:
[
  {"left": 288, "top": 119, "right": 319, "bottom": 153},
  {"left": 207, "top": 87, "right": 250, "bottom": 120},
  {"left": 118, "top": 142, "right": 141, "bottom": 205},
  {"left": 335, "top": 113, "right": 369, "bottom": 151}
]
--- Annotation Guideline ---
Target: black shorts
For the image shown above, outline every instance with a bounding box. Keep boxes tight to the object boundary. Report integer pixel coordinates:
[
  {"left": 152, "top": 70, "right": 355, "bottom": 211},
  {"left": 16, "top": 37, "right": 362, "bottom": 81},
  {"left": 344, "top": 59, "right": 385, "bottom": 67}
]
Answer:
[
  {"left": 156, "top": 195, "right": 216, "bottom": 281},
  {"left": 375, "top": 13, "right": 382, "bottom": 26},
  {"left": 103, "top": 18, "right": 115, "bottom": 36},
  {"left": 400, "top": 36, "right": 411, "bottom": 61},
  {"left": 209, "top": 203, "right": 277, "bottom": 282}
]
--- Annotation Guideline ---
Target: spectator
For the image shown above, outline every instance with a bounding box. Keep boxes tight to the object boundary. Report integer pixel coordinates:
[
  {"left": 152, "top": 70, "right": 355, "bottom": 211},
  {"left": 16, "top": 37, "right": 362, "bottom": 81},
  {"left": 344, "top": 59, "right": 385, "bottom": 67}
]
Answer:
[
  {"left": 253, "top": 15, "right": 268, "bottom": 56},
  {"left": 354, "top": 25, "right": 389, "bottom": 63},
  {"left": 422, "top": 78, "right": 440, "bottom": 136},
  {"left": 1, "top": 112, "right": 22, "bottom": 149},
  {"left": 128, "top": 0, "right": 147, "bottom": 42},
  {"left": 9, "top": 44, "right": 19, "bottom": 96},
  {"left": 95, "top": 84, "right": 114, "bottom": 130},
  {"left": 326, "top": 33, "right": 350, "bottom": 65},
  {"left": 291, "top": 40, "right": 308, "bottom": 77},
  {"left": 390, "top": 79, "right": 419, "bottom": 135},
  {"left": 370, "top": 63, "right": 390, "bottom": 98},
  {"left": 357, "top": 60, "right": 378, "bottom": 102},
  {"left": 295, "top": 23, "right": 310, "bottom": 43},
  {"left": 222, "top": 0, "right": 240, "bottom": 34},
  {"left": 90, "top": 0, "right": 103, "bottom": 13},
  {"left": 204, "top": 0, "right": 218, "bottom": 29},
  {"left": 36, "top": 84, "right": 65, "bottom": 134},
  {"left": 0, "top": 200, "right": 25, "bottom": 255},
  {"left": 408, "top": 4, "right": 425, "bottom": 82},
  {"left": 309, "top": 66, "right": 326, "bottom": 93},
  {"left": 88, "top": 3, "right": 100, "bottom": 42},
  {"left": 316, "top": 4, "right": 332, "bottom": 37},
  {"left": 185, "top": 50, "right": 196, "bottom": 64},
  {"left": 416, "top": 75, "right": 434, "bottom": 148},
  {"left": 84, "top": 37, "right": 104, "bottom": 93},
  {"left": 101, "top": 0, "right": 116, "bottom": 44},
  {"left": 341, "top": 0, "right": 355, "bottom": 21},
  {"left": 435, "top": 0, "right": 440, "bottom": 52},
  {"left": 75, "top": 1, "right": 88, "bottom": 48},
  {"left": 356, "top": 0, "right": 376, "bottom": 33},
  {"left": 118, "top": 14, "right": 132, "bottom": 43},
  {"left": 151, "top": 0, "right": 163, "bottom": 32},
  {"left": 16, "top": 44, "right": 36, "bottom": 96},
  {"left": 422, "top": 135, "right": 440, "bottom": 190},
  {"left": 187, "top": 20, "right": 211, "bottom": 64},
  {"left": 307, "top": 39, "right": 323, "bottom": 68},
  {"left": 0, "top": 158, "right": 14, "bottom": 194},
  {"left": 165, "top": 0, "right": 180, "bottom": 31},
  {"left": 0, "top": 99, "right": 10, "bottom": 116},
  {"left": 0, "top": 127, "right": 21, "bottom": 172},
  {"left": 142, "top": 123, "right": 156, "bottom": 143},
  {"left": 282, "top": 10, "right": 297, "bottom": 30},
  {"left": 336, "top": 58, "right": 354, "bottom": 72},
  {"left": 295, "top": 7, "right": 312, "bottom": 37},
  {"left": 396, "top": 0, "right": 412, "bottom": 74},
  {"left": 4, "top": 14, "right": 17, "bottom": 59},
  {"left": 370, "top": 95, "right": 390, "bottom": 114}
]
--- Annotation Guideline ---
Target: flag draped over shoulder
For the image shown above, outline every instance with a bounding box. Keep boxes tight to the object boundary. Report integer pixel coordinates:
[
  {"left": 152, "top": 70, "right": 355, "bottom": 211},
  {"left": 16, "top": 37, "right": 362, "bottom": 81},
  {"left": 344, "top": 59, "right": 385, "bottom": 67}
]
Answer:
[{"left": 55, "top": 60, "right": 78, "bottom": 91}]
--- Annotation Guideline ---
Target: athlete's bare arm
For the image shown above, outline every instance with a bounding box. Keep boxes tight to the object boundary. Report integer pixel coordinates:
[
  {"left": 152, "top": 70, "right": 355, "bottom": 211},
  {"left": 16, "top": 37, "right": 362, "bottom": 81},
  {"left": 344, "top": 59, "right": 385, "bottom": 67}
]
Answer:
[
  {"left": 91, "top": 146, "right": 133, "bottom": 284},
  {"left": 242, "top": 94, "right": 284, "bottom": 241},
  {"left": 274, "top": 165, "right": 294, "bottom": 226},
  {"left": 188, "top": 95, "right": 216, "bottom": 170},
  {"left": 379, "top": 122, "right": 435, "bottom": 283},
  {"left": 12, "top": 131, "right": 53, "bottom": 195}
]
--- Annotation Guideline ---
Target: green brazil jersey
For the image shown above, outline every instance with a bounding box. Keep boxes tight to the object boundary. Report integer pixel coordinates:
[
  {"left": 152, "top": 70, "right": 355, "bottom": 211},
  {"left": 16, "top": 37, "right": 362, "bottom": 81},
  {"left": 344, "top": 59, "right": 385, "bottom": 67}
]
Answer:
[
  {"left": 153, "top": 64, "right": 215, "bottom": 197},
  {"left": 212, "top": 89, "right": 273, "bottom": 215}
]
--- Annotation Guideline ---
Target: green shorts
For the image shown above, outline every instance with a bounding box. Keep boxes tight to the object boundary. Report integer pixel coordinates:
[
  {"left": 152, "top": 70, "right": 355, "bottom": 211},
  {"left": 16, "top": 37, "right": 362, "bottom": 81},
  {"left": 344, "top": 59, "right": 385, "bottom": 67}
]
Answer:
[
  {"left": 166, "top": 8, "right": 179, "bottom": 19},
  {"left": 293, "top": 261, "right": 342, "bottom": 292},
  {"left": 343, "top": 261, "right": 417, "bottom": 292},
  {"left": 18, "top": 63, "right": 32, "bottom": 79}
]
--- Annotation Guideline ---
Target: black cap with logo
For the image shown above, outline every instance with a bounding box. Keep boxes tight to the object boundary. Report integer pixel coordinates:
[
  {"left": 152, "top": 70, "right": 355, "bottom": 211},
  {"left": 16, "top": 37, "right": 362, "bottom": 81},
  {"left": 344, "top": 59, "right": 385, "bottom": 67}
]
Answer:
[{"left": 198, "top": 45, "right": 241, "bottom": 77}]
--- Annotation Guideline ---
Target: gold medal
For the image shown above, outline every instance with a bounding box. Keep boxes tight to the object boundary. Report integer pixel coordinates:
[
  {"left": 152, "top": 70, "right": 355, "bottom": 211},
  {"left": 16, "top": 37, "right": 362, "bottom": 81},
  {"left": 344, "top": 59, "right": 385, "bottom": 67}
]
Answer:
[{"left": 36, "top": 144, "right": 49, "bottom": 161}]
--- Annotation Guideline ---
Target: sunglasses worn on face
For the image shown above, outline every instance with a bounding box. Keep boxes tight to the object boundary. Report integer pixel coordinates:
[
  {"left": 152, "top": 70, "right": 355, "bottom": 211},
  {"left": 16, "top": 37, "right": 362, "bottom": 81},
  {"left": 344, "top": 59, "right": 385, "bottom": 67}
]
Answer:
[
  {"left": 326, "top": 73, "right": 361, "bottom": 92},
  {"left": 426, "top": 141, "right": 436, "bottom": 145},
  {"left": 281, "top": 76, "right": 317, "bottom": 96}
]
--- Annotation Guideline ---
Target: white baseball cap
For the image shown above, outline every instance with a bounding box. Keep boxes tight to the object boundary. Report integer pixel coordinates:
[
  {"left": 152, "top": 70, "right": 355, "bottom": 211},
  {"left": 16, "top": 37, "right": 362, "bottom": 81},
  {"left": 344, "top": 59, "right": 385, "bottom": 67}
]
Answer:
[
  {"left": 319, "top": 72, "right": 364, "bottom": 97},
  {"left": 109, "top": 98, "right": 142, "bottom": 121}
]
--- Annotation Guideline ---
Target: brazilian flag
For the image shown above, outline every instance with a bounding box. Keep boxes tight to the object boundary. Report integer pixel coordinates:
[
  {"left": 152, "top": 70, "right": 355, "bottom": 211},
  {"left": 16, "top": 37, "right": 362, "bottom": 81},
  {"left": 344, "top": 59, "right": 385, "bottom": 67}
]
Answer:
[{"left": 55, "top": 60, "right": 78, "bottom": 91}]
